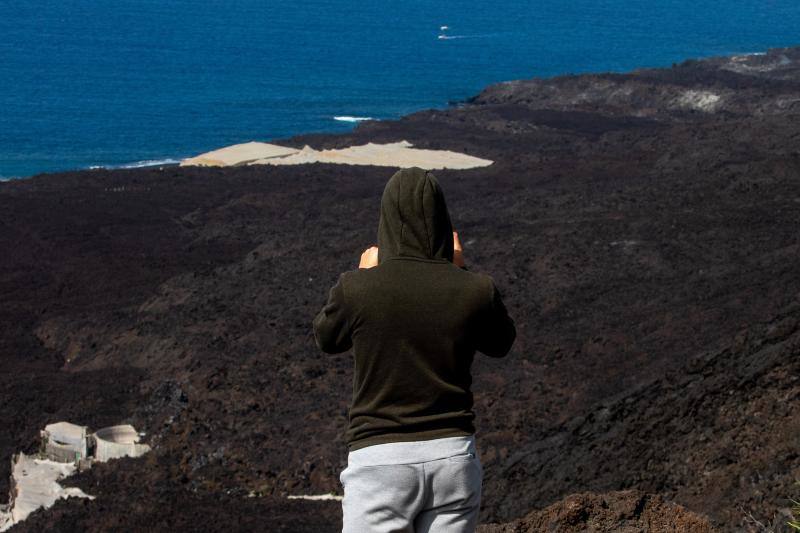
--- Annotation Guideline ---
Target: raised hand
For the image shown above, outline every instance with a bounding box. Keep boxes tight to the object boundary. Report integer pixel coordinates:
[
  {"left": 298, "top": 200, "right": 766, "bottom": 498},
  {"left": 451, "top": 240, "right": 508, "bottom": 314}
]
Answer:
[
  {"left": 453, "top": 231, "right": 465, "bottom": 268},
  {"left": 359, "top": 246, "right": 379, "bottom": 269}
]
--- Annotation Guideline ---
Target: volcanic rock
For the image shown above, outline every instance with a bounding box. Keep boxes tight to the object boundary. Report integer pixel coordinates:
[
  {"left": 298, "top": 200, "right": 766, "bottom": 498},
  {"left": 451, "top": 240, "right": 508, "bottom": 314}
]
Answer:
[
  {"left": 477, "top": 491, "right": 715, "bottom": 533},
  {"left": 2, "top": 46, "right": 800, "bottom": 531}
]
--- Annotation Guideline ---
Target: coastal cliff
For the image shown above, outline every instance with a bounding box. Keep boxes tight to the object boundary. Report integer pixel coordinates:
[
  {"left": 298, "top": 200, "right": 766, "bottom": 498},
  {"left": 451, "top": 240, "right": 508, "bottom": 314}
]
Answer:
[{"left": 2, "top": 46, "right": 800, "bottom": 531}]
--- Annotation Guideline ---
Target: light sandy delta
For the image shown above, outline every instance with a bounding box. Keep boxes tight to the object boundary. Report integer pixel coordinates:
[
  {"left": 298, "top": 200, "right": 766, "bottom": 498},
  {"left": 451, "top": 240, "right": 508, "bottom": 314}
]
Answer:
[{"left": 181, "top": 140, "right": 493, "bottom": 170}]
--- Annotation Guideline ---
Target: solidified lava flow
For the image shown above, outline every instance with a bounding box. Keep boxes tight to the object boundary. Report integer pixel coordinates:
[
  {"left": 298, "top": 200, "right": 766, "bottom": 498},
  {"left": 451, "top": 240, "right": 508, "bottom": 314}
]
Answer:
[{"left": 3, "top": 46, "right": 800, "bottom": 532}]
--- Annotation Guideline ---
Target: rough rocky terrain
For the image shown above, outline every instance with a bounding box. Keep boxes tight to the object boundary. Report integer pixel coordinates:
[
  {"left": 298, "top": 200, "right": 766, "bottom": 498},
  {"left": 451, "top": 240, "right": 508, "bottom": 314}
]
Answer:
[
  {"left": 477, "top": 491, "right": 716, "bottom": 533},
  {"left": 2, "top": 46, "right": 800, "bottom": 531}
]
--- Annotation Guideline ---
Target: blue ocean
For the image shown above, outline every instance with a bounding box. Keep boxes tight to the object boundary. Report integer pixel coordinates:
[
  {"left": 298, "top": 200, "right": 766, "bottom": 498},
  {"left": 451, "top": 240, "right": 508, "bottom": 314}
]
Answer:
[{"left": 2, "top": 0, "right": 800, "bottom": 179}]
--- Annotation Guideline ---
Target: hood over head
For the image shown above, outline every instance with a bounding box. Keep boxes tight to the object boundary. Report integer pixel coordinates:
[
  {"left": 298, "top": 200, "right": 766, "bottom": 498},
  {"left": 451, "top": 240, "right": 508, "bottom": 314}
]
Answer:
[{"left": 377, "top": 167, "right": 454, "bottom": 264}]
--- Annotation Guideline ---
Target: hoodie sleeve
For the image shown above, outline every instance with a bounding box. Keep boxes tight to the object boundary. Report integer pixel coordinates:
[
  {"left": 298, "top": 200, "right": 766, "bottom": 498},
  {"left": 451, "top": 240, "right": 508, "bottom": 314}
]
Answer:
[
  {"left": 475, "top": 279, "right": 516, "bottom": 358},
  {"left": 313, "top": 274, "right": 353, "bottom": 354}
]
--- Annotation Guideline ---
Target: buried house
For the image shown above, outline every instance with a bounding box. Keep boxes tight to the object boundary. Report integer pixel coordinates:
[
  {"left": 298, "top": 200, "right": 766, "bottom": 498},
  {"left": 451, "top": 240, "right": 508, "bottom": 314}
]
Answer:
[
  {"left": 41, "top": 422, "right": 88, "bottom": 463},
  {"left": 93, "top": 425, "right": 151, "bottom": 462},
  {"left": 0, "top": 422, "right": 150, "bottom": 531},
  {"left": 40, "top": 422, "right": 149, "bottom": 464}
]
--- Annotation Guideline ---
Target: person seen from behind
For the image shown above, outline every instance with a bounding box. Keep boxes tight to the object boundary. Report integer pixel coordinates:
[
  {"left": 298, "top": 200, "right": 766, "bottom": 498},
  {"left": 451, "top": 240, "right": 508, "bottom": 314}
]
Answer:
[{"left": 313, "top": 167, "right": 516, "bottom": 533}]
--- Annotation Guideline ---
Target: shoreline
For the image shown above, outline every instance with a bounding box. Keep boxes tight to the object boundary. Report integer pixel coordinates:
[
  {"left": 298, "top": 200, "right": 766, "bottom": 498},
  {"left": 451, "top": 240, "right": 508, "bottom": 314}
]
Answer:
[{"left": 3, "top": 44, "right": 796, "bottom": 182}]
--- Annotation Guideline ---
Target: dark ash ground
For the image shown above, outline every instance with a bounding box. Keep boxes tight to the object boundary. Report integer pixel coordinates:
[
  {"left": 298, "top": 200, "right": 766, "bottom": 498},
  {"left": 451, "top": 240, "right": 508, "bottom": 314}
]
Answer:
[{"left": 3, "top": 47, "right": 800, "bottom": 532}]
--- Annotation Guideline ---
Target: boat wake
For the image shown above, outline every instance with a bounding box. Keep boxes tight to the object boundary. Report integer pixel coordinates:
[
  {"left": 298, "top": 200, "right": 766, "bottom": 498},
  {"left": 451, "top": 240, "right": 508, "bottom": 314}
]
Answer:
[{"left": 438, "top": 33, "right": 495, "bottom": 40}]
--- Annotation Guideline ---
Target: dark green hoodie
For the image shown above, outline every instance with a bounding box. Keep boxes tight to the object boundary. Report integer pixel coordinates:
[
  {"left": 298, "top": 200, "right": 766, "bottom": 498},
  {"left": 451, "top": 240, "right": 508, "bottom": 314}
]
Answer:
[{"left": 313, "top": 168, "right": 516, "bottom": 451}]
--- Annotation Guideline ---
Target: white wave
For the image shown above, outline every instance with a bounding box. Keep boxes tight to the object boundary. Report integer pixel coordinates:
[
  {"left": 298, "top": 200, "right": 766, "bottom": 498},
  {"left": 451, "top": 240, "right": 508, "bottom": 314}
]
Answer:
[
  {"left": 440, "top": 25, "right": 449, "bottom": 31},
  {"left": 438, "top": 34, "right": 468, "bottom": 40},
  {"left": 86, "top": 158, "right": 181, "bottom": 171},
  {"left": 333, "top": 116, "right": 374, "bottom": 123},
  {"left": 118, "top": 158, "right": 181, "bottom": 169}
]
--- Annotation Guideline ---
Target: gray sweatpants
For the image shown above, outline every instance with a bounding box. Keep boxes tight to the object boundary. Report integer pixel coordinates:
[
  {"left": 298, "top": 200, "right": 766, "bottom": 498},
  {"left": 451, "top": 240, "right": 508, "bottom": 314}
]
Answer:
[{"left": 340, "top": 435, "right": 482, "bottom": 533}]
